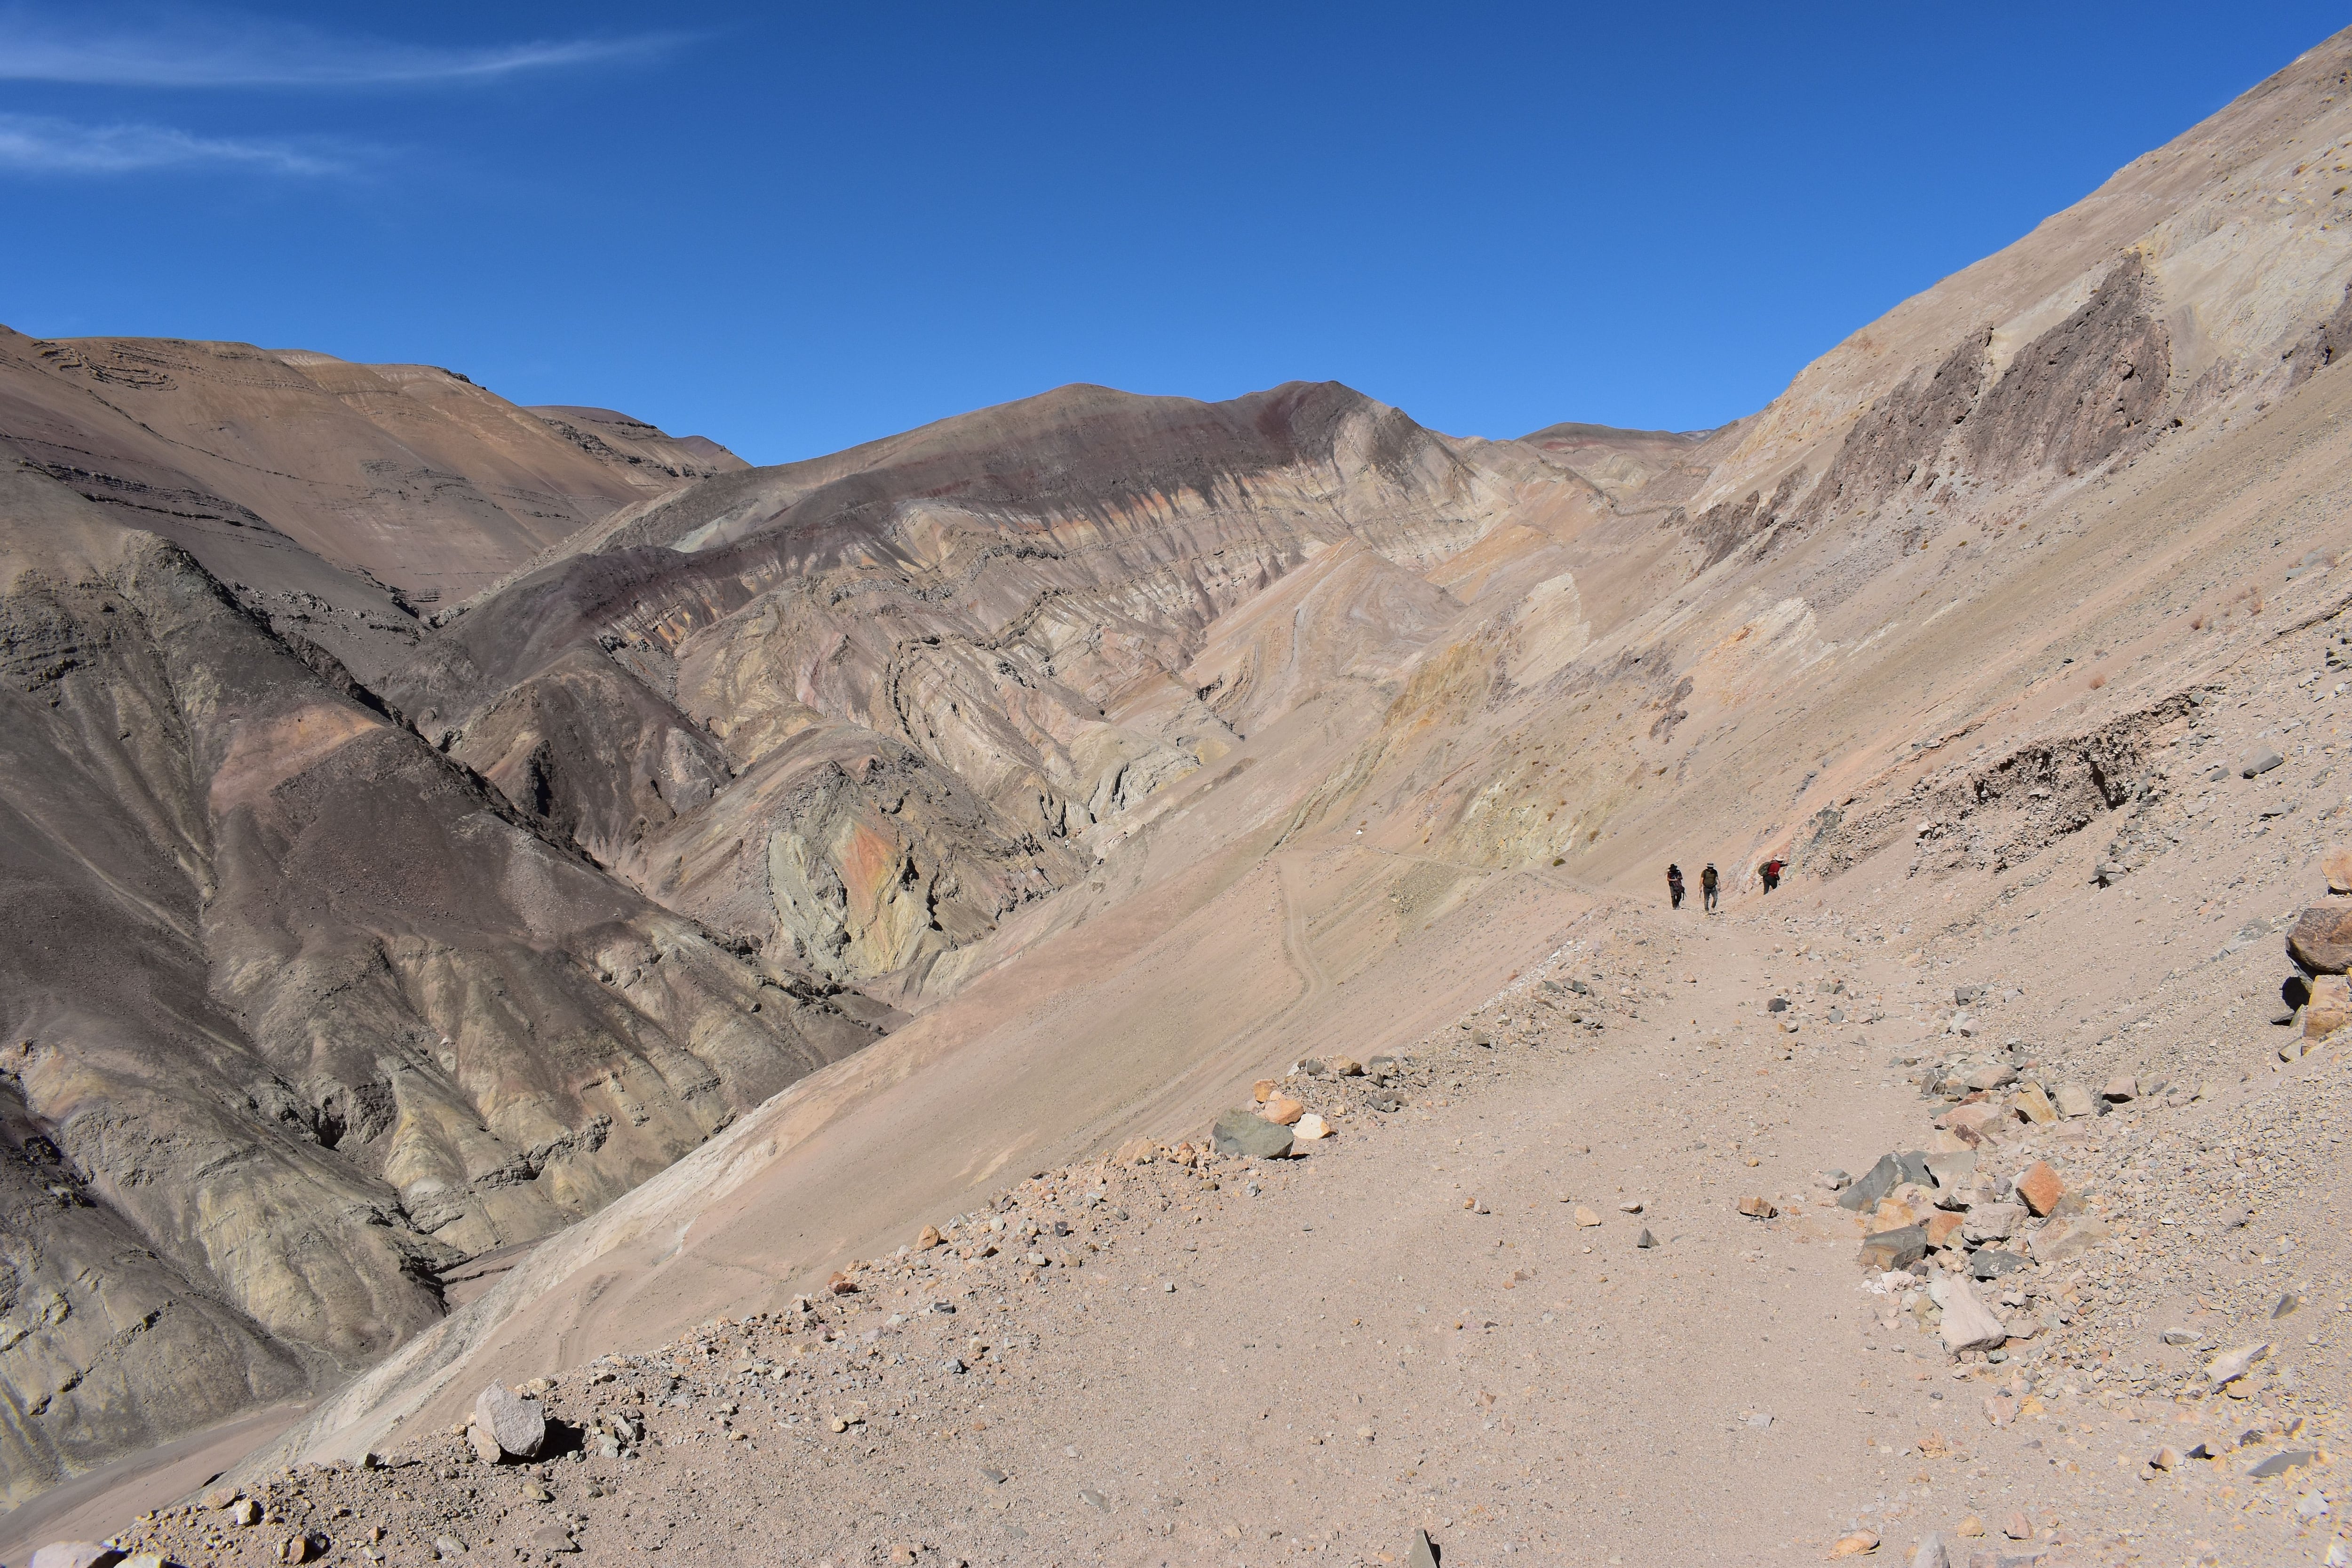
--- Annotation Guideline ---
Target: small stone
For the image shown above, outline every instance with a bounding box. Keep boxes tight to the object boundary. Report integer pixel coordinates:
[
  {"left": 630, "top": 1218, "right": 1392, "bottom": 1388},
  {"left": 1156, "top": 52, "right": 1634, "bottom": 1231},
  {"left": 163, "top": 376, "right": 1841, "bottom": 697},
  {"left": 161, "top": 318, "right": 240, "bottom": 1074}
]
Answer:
[
  {"left": 1836, "top": 1153, "right": 1904, "bottom": 1211},
  {"left": 2012, "top": 1160, "right": 2063, "bottom": 1217},
  {"left": 980, "top": 1467, "right": 1007, "bottom": 1484},
  {"left": 1956, "top": 1060, "right": 2010, "bottom": 1090},
  {"left": 1293, "top": 1113, "right": 1332, "bottom": 1141},
  {"left": 1735, "top": 1195, "right": 1778, "bottom": 1219},
  {"left": 201, "top": 1487, "right": 242, "bottom": 1510},
  {"left": 1928, "top": 1275, "right": 2008, "bottom": 1353},
  {"left": 1856, "top": 1225, "right": 1926, "bottom": 1271},
  {"left": 466, "top": 1422, "right": 503, "bottom": 1465},
  {"left": 230, "top": 1500, "right": 262, "bottom": 1526},
  {"left": 1573, "top": 1205, "right": 1602, "bottom": 1227},
  {"left": 1961, "top": 1202, "right": 2024, "bottom": 1243},
  {"left": 1259, "top": 1095, "right": 1305, "bottom": 1126},
  {"left": 891, "top": 1544, "right": 920, "bottom": 1565},
  {"left": 2001, "top": 1512, "right": 2029, "bottom": 1541},
  {"left": 519, "top": 1479, "right": 553, "bottom": 1503},
  {"left": 2248, "top": 1449, "right": 2316, "bottom": 1478},
  {"left": 2159, "top": 1327, "right": 2197, "bottom": 1345},
  {"left": 2052, "top": 1082, "right": 2097, "bottom": 1118},
  {"left": 1907, "top": 1533, "right": 1949, "bottom": 1568},
  {"left": 1827, "top": 1530, "right": 1879, "bottom": 1558},
  {"left": 1327, "top": 1055, "right": 1365, "bottom": 1076},
  {"left": 2149, "top": 1445, "right": 2180, "bottom": 1471},
  {"left": 1211, "top": 1109, "right": 1292, "bottom": 1159},
  {"left": 278, "top": 1536, "right": 321, "bottom": 1565},
  {"left": 830, "top": 1416, "right": 851, "bottom": 1433},
  {"left": 827, "top": 1269, "right": 859, "bottom": 1294},
  {"left": 1922, "top": 1211, "right": 1965, "bottom": 1251},
  {"left": 2029, "top": 1215, "right": 2108, "bottom": 1263},
  {"left": 1253, "top": 1079, "right": 1277, "bottom": 1103},
  {"left": 2273, "top": 1291, "right": 2302, "bottom": 1318},
  {"left": 1921, "top": 1149, "right": 1976, "bottom": 1191},
  {"left": 1635, "top": 1228, "right": 1657, "bottom": 1249},
  {"left": 2325, "top": 843, "right": 2352, "bottom": 892},
  {"left": 2203, "top": 1341, "right": 2270, "bottom": 1387},
  {"left": 30, "top": 1546, "right": 122, "bottom": 1568},
  {"left": 1954, "top": 1516, "right": 1984, "bottom": 1538},
  {"left": 526, "top": 1521, "right": 578, "bottom": 1555},
  {"left": 432, "top": 1536, "right": 468, "bottom": 1560},
  {"left": 1079, "top": 1489, "right": 1110, "bottom": 1512},
  {"left": 2295, "top": 1489, "right": 2331, "bottom": 1520},
  {"left": 475, "top": 1384, "right": 547, "bottom": 1460},
  {"left": 1815, "top": 1170, "right": 1851, "bottom": 1192},
  {"left": 2100, "top": 1074, "right": 2139, "bottom": 1102},
  {"left": 2305, "top": 973, "right": 2352, "bottom": 1038},
  {"left": 1943, "top": 1102, "right": 2014, "bottom": 1145},
  {"left": 2010, "top": 1083, "right": 2056, "bottom": 1124},
  {"left": 1617, "top": 1200, "right": 1643, "bottom": 1213},
  {"left": 1981, "top": 1393, "right": 2016, "bottom": 1428},
  {"left": 2240, "top": 743, "right": 2284, "bottom": 777},
  {"left": 1969, "top": 1248, "right": 2030, "bottom": 1281},
  {"left": 917, "top": 1225, "right": 942, "bottom": 1250}
]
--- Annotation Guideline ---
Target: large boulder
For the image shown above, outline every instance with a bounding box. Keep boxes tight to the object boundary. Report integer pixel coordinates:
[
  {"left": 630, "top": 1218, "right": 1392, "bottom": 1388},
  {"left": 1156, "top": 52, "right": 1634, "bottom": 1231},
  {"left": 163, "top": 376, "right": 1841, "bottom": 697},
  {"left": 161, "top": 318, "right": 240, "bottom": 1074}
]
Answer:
[
  {"left": 2288, "top": 904, "right": 2352, "bottom": 973},
  {"left": 1211, "top": 1110, "right": 1293, "bottom": 1160},
  {"left": 474, "top": 1384, "right": 547, "bottom": 1461}
]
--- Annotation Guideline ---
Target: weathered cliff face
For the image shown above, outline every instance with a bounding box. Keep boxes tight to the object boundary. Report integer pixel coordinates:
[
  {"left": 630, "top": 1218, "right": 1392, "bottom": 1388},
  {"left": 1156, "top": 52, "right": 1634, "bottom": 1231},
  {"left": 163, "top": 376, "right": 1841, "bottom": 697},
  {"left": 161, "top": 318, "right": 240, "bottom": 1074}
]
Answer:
[{"left": 0, "top": 471, "right": 877, "bottom": 1503}]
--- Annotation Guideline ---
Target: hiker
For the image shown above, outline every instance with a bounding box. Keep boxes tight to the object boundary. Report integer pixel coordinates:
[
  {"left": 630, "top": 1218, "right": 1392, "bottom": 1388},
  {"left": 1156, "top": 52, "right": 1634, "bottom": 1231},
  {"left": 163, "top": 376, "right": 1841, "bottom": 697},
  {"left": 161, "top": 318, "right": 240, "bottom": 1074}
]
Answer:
[
  {"left": 1666, "top": 863, "right": 1685, "bottom": 909},
  {"left": 1700, "top": 862, "right": 1719, "bottom": 913},
  {"left": 1760, "top": 857, "right": 1783, "bottom": 893}
]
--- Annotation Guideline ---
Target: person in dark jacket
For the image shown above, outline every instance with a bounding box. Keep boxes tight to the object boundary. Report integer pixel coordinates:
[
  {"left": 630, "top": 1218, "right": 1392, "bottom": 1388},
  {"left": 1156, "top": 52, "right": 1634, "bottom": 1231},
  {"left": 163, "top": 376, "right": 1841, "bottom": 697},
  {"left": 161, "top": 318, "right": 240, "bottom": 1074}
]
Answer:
[
  {"left": 1700, "top": 862, "right": 1719, "bottom": 912},
  {"left": 1666, "top": 863, "right": 1685, "bottom": 908}
]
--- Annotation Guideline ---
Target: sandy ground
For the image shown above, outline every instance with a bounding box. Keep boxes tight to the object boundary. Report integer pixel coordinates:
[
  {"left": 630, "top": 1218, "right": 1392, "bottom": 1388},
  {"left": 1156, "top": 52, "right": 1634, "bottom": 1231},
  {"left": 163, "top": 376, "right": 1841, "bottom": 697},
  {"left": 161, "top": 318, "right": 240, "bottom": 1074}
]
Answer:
[{"left": 96, "top": 838, "right": 2352, "bottom": 1566}]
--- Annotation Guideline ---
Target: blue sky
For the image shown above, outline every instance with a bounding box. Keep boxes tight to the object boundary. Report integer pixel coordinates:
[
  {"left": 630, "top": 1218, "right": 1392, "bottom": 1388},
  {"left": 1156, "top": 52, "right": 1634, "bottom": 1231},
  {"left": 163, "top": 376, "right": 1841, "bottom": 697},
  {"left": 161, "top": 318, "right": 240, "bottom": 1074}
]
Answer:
[{"left": 1, "top": 3, "right": 2344, "bottom": 465}]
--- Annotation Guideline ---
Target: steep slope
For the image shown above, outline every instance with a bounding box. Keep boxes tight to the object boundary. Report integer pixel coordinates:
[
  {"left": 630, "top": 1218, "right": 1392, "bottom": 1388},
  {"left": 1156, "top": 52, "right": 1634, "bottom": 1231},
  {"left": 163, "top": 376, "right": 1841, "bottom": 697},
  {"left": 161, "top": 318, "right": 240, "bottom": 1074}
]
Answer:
[
  {"left": 0, "top": 378, "right": 833, "bottom": 1502},
  {"left": 241, "top": 23, "right": 2352, "bottom": 1488}
]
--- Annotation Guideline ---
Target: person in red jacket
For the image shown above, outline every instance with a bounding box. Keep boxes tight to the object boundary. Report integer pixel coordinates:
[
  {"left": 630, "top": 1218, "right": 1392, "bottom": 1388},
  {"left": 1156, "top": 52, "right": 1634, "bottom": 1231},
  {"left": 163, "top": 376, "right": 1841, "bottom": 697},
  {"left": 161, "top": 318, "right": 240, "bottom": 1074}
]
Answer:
[{"left": 1760, "top": 857, "right": 1784, "bottom": 893}]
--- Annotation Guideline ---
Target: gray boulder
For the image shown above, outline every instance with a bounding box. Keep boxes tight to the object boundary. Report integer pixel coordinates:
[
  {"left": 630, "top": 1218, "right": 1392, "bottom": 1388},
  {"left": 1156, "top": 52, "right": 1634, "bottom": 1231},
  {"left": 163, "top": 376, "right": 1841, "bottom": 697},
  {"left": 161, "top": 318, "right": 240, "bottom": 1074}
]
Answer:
[
  {"left": 1211, "top": 1110, "right": 1293, "bottom": 1160},
  {"left": 475, "top": 1383, "right": 547, "bottom": 1461}
]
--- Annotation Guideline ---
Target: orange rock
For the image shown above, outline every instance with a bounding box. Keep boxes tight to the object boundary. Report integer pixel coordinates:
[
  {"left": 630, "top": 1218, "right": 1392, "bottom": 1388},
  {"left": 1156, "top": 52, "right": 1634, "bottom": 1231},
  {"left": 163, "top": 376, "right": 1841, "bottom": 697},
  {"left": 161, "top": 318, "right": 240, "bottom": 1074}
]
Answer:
[
  {"left": 1253, "top": 1079, "right": 1278, "bottom": 1103},
  {"left": 2304, "top": 973, "right": 2352, "bottom": 1039},
  {"left": 1827, "top": 1530, "right": 1879, "bottom": 1557},
  {"left": 916, "top": 1225, "right": 942, "bottom": 1250},
  {"left": 1924, "top": 1210, "right": 1966, "bottom": 1250},
  {"left": 826, "top": 1270, "right": 858, "bottom": 1295},
  {"left": 2014, "top": 1160, "right": 2064, "bottom": 1217},
  {"left": 1736, "top": 1195, "right": 1779, "bottom": 1219},
  {"left": 1260, "top": 1095, "right": 1305, "bottom": 1126},
  {"left": 2327, "top": 843, "right": 2352, "bottom": 893},
  {"left": 1871, "top": 1198, "right": 1916, "bottom": 1231}
]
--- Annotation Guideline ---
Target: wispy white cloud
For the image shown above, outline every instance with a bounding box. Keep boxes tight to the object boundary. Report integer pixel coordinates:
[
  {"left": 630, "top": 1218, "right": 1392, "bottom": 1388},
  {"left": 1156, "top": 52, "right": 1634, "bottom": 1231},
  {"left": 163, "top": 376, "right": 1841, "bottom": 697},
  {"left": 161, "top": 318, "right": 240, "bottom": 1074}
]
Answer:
[
  {"left": 0, "top": 6, "right": 684, "bottom": 88},
  {"left": 0, "top": 112, "right": 342, "bottom": 174}
]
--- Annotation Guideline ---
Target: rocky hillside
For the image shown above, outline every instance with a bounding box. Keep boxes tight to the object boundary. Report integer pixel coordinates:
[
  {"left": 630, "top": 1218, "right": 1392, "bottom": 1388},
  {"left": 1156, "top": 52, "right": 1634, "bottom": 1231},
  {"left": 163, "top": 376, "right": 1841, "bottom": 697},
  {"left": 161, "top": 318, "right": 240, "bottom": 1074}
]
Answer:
[
  {"left": 13, "top": 20, "right": 2352, "bottom": 1529},
  {"left": 224, "top": 21, "right": 2352, "bottom": 1490}
]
